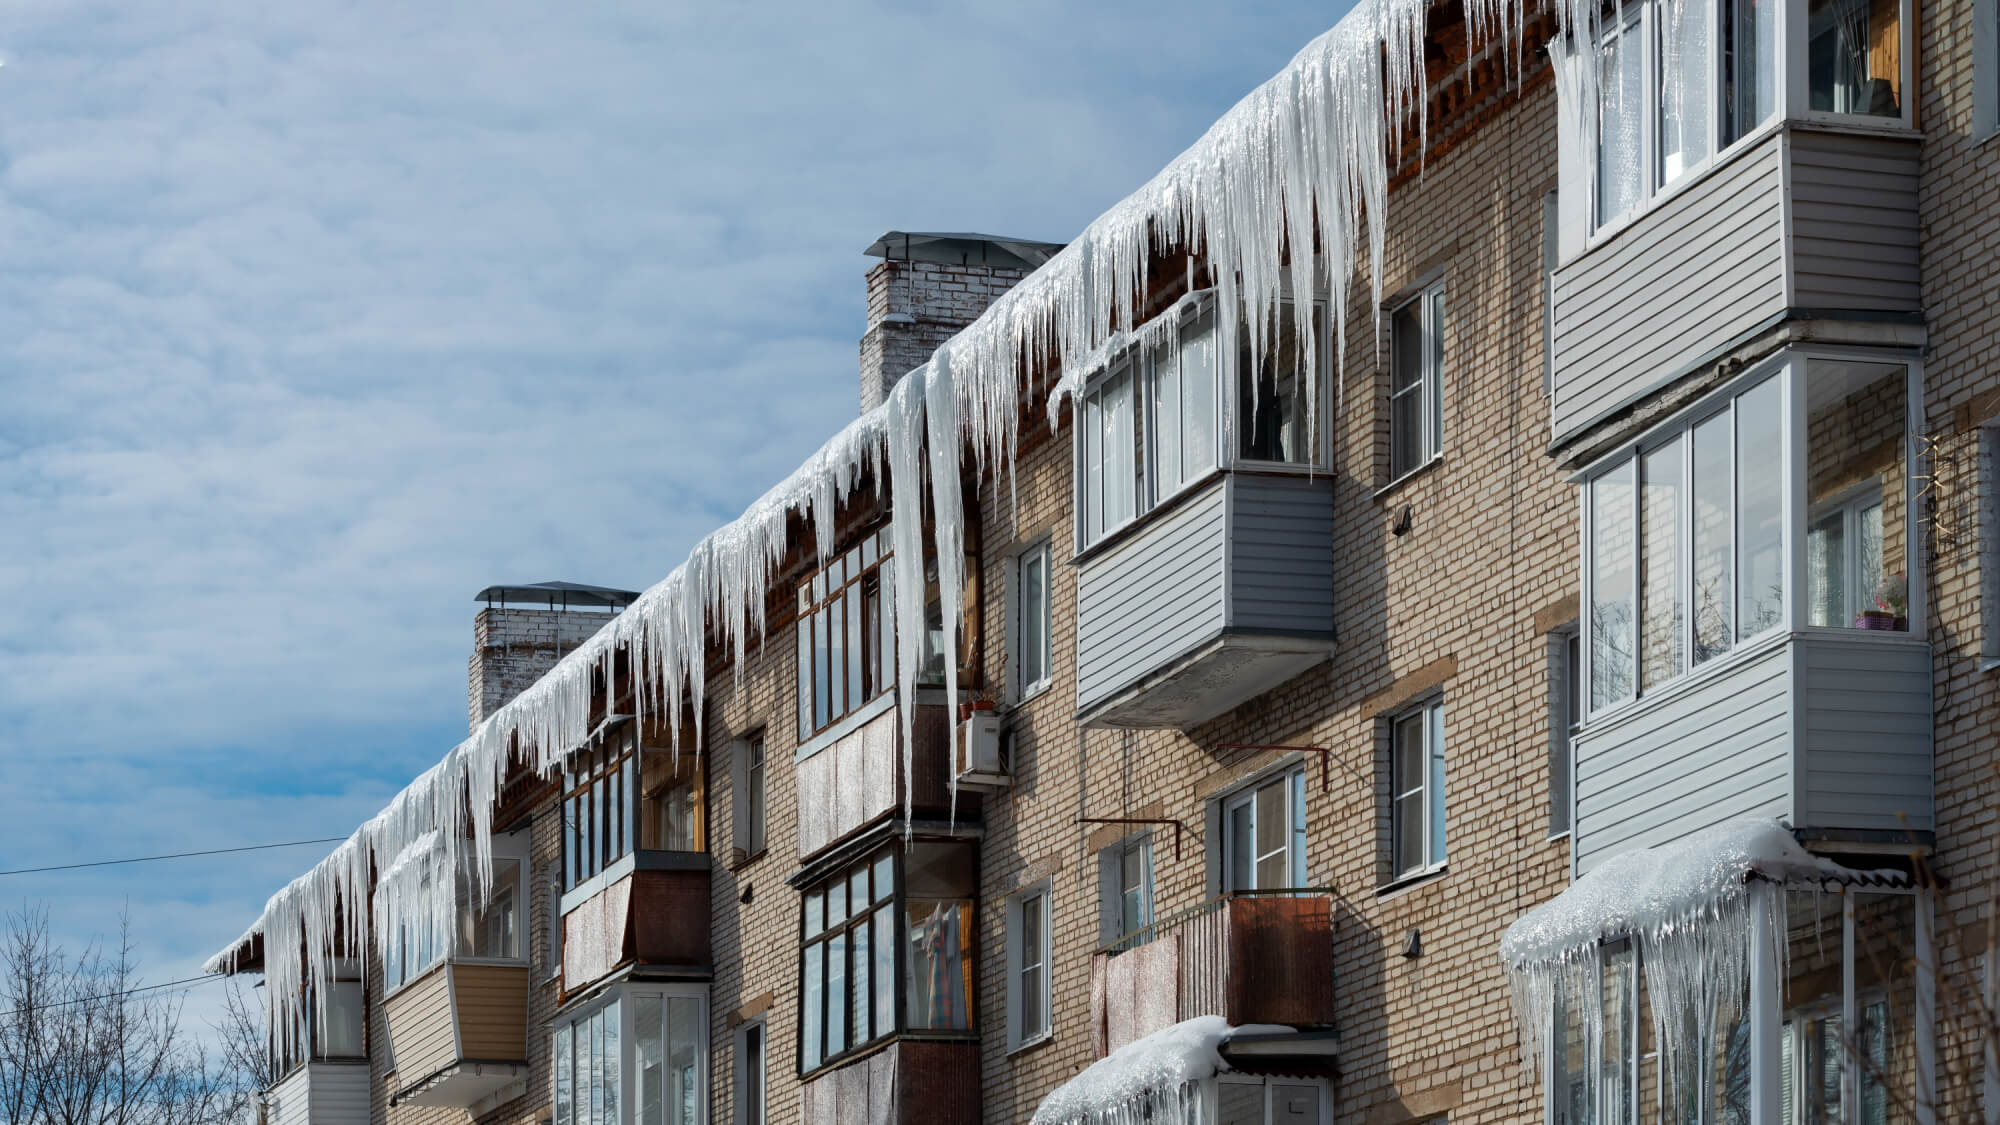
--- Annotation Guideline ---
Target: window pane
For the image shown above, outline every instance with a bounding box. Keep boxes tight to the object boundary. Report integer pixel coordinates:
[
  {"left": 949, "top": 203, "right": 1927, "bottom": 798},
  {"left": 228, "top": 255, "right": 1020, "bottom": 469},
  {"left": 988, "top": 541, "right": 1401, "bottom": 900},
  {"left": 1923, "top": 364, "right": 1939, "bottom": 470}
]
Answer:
[
  {"left": 1290, "top": 770, "right": 1308, "bottom": 889},
  {"left": 602, "top": 1001, "right": 620, "bottom": 1125},
  {"left": 1661, "top": 0, "right": 1716, "bottom": 182},
  {"left": 637, "top": 995, "right": 665, "bottom": 1125},
  {"left": 872, "top": 854, "right": 895, "bottom": 904},
  {"left": 1806, "top": 360, "right": 1907, "bottom": 631},
  {"left": 1591, "top": 460, "right": 1637, "bottom": 709},
  {"left": 907, "top": 900, "right": 969, "bottom": 1031},
  {"left": 1736, "top": 378, "right": 1785, "bottom": 638},
  {"left": 554, "top": 1027, "right": 573, "bottom": 1125},
  {"left": 1427, "top": 705, "right": 1446, "bottom": 867},
  {"left": 668, "top": 997, "right": 700, "bottom": 1125},
  {"left": 1808, "top": 0, "right": 1902, "bottom": 117},
  {"left": 1641, "top": 439, "right": 1685, "bottom": 690},
  {"left": 851, "top": 921, "right": 872, "bottom": 1043},
  {"left": 1022, "top": 550, "right": 1048, "bottom": 688},
  {"left": 1238, "top": 305, "right": 1312, "bottom": 464},
  {"left": 802, "top": 942, "right": 823, "bottom": 1069},
  {"left": 1104, "top": 369, "right": 1136, "bottom": 527},
  {"left": 797, "top": 620, "right": 812, "bottom": 739},
  {"left": 803, "top": 890, "right": 824, "bottom": 939},
  {"left": 813, "top": 606, "right": 833, "bottom": 730},
  {"left": 1152, "top": 340, "right": 1183, "bottom": 494},
  {"left": 1598, "top": 20, "right": 1645, "bottom": 224},
  {"left": 1083, "top": 388, "right": 1103, "bottom": 543},
  {"left": 845, "top": 585, "right": 864, "bottom": 711},
  {"left": 1391, "top": 301, "right": 1424, "bottom": 478},
  {"left": 1394, "top": 791, "right": 1424, "bottom": 878},
  {"left": 825, "top": 933, "right": 848, "bottom": 1057},
  {"left": 1227, "top": 800, "right": 1253, "bottom": 891},
  {"left": 1692, "top": 412, "right": 1734, "bottom": 663},
  {"left": 1254, "top": 779, "right": 1286, "bottom": 888},
  {"left": 1020, "top": 896, "right": 1046, "bottom": 1038},
  {"left": 1427, "top": 292, "right": 1445, "bottom": 460},
  {"left": 1723, "top": 0, "right": 1778, "bottom": 141},
  {"left": 1183, "top": 311, "right": 1218, "bottom": 477},
  {"left": 872, "top": 905, "right": 896, "bottom": 1036}
]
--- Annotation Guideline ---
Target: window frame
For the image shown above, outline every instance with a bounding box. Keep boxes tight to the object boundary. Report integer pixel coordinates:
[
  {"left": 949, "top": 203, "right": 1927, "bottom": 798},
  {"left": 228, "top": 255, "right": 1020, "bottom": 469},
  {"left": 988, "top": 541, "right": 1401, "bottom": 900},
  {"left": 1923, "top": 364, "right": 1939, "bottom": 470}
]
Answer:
[
  {"left": 1577, "top": 348, "right": 1924, "bottom": 725},
  {"left": 1219, "top": 763, "right": 1309, "bottom": 895},
  {"left": 1006, "top": 880, "right": 1054, "bottom": 1052},
  {"left": 797, "top": 848, "right": 899, "bottom": 1074},
  {"left": 1387, "top": 279, "right": 1446, "bottom": 482},
  {"left": 1097, "top": 833, "right": 1155, "bottom": 947},
  {"left": 563, "top": 727, "right": 639, "bottom": 892},
  {"left": 795, "top": 527, "right": 896, "bottom": 741},
  {"left": 731, "top": 731, "right": 768, "bottom": 863},
  {"left": 733, "top": 1020, "right": 766, "bottom": 1125},
  {"left": 1805, "top": 477, "right": 1886, "bottom": 628},
  {"left": 551, "top": 982, "right": 711, "bottom": 1125},
  {"left": 1388, "top": 698, "right": 1447, "bottom": 883},
  {"left": 1073, "top": 293, "right": 1328, "bottom": 553},
  {"left": 1549, "top": 628, "right": 1581, "bottom": 839},
  {"left": 1010, "top": 537, "right": 1056, "bottom": 702}
]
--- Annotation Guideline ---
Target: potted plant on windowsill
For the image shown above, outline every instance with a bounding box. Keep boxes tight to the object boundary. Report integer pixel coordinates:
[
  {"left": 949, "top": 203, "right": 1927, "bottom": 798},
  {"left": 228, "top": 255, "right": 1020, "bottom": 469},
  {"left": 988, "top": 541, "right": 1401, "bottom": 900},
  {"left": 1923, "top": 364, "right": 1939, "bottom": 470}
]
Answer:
[{"left": 1855, "top": 574, "right": 1908, "bottom": 631}]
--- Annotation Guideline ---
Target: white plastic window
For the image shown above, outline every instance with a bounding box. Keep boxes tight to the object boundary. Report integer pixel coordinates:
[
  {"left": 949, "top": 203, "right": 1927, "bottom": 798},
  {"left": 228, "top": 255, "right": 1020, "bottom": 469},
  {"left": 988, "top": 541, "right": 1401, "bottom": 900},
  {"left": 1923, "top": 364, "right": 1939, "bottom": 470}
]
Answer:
[
  {"left": 1390, "top": 701, "right": 1446, "bottom": 880},
  {"left": 1222, "top": 766, "right": 1308, "bottom": 893}
]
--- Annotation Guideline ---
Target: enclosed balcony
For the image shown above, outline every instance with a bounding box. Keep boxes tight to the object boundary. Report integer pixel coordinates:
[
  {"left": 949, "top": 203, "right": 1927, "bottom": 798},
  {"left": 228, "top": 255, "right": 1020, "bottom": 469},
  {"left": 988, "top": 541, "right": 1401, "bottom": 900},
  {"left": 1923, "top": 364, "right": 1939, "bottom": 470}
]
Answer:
[
  {"left": 1547, "top": 0, "right": 1921, "bottom": 449},
  {"left": 794, "top": 694, "right": 962, "bottom": 858},
  {"left": 383, "top": 960, "right": 532, "bottom": 1109},
  {"left": 264, "top": 1061, "right": 370, "bottom": 1125},
  {"left": 1069, "top": 292, "right": 1336, "bottom": 730},
  {"left": 559, "top": 722, "right": 715, "bottom": 991},
  {"left": 1570, "top": 351, "right": 1931, "bottom": 874},
  {"left": 1088, "top": 892, "right": 1336, "bottom": 1057}
]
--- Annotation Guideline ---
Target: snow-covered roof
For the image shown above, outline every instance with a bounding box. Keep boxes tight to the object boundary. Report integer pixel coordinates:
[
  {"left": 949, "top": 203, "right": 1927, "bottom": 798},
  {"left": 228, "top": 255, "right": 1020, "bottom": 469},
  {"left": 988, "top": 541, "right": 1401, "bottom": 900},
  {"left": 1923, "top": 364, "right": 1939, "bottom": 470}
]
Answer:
[
  {"left": 1499, "top": 818, "right": 1864, "bottom": 972},
  {"left": 1029, "top": 1016, "right": 1295, "bottom": 1125}
]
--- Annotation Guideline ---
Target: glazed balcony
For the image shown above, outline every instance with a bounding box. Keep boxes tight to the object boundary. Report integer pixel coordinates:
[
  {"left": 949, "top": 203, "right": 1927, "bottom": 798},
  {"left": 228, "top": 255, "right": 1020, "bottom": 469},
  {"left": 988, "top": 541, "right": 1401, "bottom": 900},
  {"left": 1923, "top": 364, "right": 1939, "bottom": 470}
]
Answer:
[
  {"left": 1089, "top": 891, "right": 1335, "bottom": 1056},
  {"left": 383, "top": 959, "right": 531, "bottom": 1110},
  {"left": 1075, "top": 472, "right": 1336, "bottom": 730}
]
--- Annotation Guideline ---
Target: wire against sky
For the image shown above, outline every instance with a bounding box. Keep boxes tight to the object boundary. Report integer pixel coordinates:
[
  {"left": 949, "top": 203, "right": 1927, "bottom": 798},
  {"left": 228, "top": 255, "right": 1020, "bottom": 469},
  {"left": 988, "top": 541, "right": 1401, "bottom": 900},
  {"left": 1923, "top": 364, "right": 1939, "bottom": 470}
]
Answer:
[
  {"left": 0, "top": 973, "right": 227, "bottom": 1021},
  {"left": 0, "top": 837, "right": 348, "bottom": 878}
]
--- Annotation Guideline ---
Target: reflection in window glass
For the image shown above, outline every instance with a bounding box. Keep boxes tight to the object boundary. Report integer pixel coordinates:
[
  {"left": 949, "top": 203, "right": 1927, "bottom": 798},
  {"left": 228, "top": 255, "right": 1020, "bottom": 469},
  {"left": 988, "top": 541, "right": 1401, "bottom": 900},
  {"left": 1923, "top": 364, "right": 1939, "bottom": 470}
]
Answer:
[
  {"left": 1692, "top": 412, "right": 1735, "bottom": 664},
  {"left": 1660, "top": 0, "right": 1715, "bottom": 183},
  {"left": 1808, "top": 0, "right": 1902, "bottom": 117},
  {"left": 1806, "top": 360, "right": 1907, "bottom": 630},
  {"left": 1737, "top": 378, "right": 1785, "bottom": 639},
  {"left": 1237, "top": 305, "right": 1319, "bottom": 465},
  {"left": 1723, "top": 0, "right": 1779, "bottom": 142},
  {"left": 1591, "top": 460, "right": 1637, "bottom": 709},
  {"left": 1598, "top": 18, "right": 1645, "bottom": 225},
  {"left": 1641, "top": 440, "right": 1685, "bottom": 690}
]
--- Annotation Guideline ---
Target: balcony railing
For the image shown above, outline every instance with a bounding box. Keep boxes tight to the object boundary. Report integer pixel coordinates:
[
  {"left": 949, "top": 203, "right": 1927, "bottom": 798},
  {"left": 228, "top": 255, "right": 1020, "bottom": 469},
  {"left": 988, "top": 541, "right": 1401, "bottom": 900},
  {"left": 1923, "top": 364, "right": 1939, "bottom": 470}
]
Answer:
[
  {"left": 1089, "top": 890, "right": 1335, "bottom": 1057},
  {"left": 383, "top": 959, "right": 530, "bottom": 1110}
]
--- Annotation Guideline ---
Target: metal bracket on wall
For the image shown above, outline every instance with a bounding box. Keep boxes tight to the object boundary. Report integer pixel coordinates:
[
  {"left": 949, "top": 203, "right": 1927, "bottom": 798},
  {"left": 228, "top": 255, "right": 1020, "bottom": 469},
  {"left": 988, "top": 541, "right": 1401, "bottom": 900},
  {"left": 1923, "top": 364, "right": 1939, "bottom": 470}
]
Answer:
[
  {"left": 1213, "top": 743, "right": 1359, "bottom": 793},
  {"left": 1076, "top": 817, "right": 1187, "bottom": 862}
]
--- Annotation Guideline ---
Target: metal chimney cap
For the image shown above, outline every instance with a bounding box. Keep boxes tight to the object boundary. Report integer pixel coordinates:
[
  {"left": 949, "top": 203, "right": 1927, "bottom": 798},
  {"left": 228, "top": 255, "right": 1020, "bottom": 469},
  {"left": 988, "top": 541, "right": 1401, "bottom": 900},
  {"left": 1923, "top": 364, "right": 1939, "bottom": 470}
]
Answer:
[
  {"left": 474, "top": 581, "right": 640, "bottom": 610},
  {"left": 863, "top": 231, "right": 1065, "bottom": 271}
]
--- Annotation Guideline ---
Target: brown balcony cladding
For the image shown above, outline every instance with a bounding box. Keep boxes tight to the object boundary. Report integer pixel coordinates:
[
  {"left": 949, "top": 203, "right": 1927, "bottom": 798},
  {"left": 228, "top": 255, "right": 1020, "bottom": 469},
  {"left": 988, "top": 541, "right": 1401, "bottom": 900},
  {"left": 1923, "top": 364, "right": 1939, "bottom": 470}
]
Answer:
[
  {"left": 561, "top": 856, "right": 713, "bottom": 992},
  {"left": 1089, "top": 893, "right": 1336, "bottom": 1057},
  {"left": 382, "top": 960, "right": 532, "bottom": 1109},
  {"left": 798, "top": 1038, "right": 982, "bottom": 1125},
  {"left": 795, "top": 698, "right": 974, "bottom": 859}
]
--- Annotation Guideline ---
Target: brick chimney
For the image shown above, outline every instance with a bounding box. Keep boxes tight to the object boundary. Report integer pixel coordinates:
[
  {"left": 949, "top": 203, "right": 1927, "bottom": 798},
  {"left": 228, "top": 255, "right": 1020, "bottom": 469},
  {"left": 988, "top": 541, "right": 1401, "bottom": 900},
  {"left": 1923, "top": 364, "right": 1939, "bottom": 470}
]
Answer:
[
  {"left": 858, "top": 231, "right": 1063, "bottom": 414},
  {"left": 467, "top": 582, "right": 639, "bottom": 732}
]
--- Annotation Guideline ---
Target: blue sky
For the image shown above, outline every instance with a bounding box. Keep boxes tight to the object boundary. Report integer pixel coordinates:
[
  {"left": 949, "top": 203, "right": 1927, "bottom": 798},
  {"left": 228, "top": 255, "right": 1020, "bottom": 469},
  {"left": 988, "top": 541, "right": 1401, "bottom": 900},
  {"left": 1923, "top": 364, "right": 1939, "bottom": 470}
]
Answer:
[{"left": 0, "top": 0, "right": 1348, "bottom": 1031}]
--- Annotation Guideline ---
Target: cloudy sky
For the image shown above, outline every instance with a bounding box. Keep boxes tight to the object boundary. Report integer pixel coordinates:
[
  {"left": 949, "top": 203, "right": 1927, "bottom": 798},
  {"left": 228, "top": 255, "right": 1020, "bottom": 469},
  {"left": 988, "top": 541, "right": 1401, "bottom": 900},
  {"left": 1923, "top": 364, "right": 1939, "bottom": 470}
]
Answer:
[{"left": 0, "top": 0, "right": 1345, "bottom": 1030}]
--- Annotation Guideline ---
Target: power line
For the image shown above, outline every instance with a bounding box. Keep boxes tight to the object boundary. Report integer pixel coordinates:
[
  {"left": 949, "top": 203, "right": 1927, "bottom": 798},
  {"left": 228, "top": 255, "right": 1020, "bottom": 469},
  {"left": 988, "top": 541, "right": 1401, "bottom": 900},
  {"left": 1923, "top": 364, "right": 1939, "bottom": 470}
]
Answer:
[
  {"left": 0, "top": 973, "right": 223, "bottom": 1021},
  {"left": 0, "top": 838, "right": 348, "bottom": 878}
]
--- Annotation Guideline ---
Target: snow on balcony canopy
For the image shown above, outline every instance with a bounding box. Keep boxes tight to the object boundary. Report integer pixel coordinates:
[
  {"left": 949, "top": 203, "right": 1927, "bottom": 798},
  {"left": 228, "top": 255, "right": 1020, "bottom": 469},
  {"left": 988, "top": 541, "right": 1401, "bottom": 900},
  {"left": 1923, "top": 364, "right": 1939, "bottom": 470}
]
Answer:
[
  {"left": 207, "top": 0, "right": 1634, "bottom": 1056},
  {"left": 1499, "top": 819, "right": 1895, "bottom": 1094},
  {"left": 1029, "top": 1016, "right": 1295, "bottom": 1125}
]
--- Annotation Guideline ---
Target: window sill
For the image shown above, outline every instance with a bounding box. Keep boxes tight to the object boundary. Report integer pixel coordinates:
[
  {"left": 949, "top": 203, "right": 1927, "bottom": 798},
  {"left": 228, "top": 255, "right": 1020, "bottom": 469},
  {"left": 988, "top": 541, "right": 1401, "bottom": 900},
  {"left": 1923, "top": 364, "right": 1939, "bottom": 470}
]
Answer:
[
  {"left": 730, "top": 846, "right": 769, "bottom": 872},
  {"left": 1982, "top": 656, "right": 2000, "bottom": 676},
  {"left": 1373, "top": 454, "right": 1442, "bottom": 503},
  {"left": 1376, "top": 864, "right": 1448, "bottom": 900},
  {"left": 1007, "top": 1031, "right": 1055, "bottom": 1058},
  {"left": 1012, "top": 679, "right": 1053, "bottom": 709}
]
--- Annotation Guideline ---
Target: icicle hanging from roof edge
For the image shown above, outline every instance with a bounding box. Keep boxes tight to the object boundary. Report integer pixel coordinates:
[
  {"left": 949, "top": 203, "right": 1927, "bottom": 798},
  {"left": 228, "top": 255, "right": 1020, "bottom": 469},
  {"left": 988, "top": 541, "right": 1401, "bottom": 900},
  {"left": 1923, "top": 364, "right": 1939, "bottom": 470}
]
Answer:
[{"left": 884, "top": 370, "right": 931, "bottom": 840}]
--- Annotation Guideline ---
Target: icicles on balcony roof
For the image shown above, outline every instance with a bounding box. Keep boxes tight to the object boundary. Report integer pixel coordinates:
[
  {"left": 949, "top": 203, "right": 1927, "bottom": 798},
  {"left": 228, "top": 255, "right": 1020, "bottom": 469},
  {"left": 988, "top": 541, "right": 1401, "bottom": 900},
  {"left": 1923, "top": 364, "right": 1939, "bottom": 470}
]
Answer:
[
  {"left": 211, "top": 0, "right": 1625, "bottom": 1059},
  {"left": 1499, "top": 819, "right": 1889, "bottom": 1103},
  {"left": 1028, "top": 1016, "right": 1295, "bottom": 1125}
]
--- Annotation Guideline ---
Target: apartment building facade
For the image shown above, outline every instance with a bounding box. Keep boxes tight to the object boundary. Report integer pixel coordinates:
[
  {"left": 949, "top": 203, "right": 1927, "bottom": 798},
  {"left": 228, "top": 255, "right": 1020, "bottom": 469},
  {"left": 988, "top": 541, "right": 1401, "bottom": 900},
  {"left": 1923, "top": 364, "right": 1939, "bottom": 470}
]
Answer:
[{"left": 214, "top": 2, "right": 2000, "bottom": 1124}]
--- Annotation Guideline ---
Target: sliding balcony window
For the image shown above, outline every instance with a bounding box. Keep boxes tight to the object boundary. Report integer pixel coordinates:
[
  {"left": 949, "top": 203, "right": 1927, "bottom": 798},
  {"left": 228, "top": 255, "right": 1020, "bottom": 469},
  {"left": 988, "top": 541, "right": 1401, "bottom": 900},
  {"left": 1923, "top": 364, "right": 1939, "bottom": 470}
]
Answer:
[
  {"left": 564, "top": 727, "right": 708, "bottom": 894},
  {"left": 1581, "top": 355, "right": 1913, "bottom": 719},
  {"left": 1075, "top": 297, "right": 1323, "bottom": 550},
  {"left": 553, "top": 985, "right": 708, "bottom": 1125},
  {"left": 796, "top": 527, "right": 894, "bottom": 739},
  {"left": 798, "top": 840, "right": 976, "bottom": 1076}
]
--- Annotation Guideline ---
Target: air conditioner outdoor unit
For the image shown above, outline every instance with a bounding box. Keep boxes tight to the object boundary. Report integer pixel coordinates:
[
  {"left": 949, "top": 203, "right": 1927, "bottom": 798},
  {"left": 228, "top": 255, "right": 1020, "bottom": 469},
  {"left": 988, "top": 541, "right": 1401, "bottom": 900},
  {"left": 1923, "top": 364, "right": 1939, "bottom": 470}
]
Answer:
[{"left": 954, "top": 710, "right": 1009, "bottom": 790}]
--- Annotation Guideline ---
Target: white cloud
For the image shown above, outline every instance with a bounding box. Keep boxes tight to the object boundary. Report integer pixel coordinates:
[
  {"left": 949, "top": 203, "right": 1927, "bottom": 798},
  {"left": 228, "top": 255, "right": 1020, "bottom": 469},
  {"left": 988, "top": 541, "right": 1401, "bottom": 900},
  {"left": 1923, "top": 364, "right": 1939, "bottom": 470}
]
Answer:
[{"left": 0, "top": 0, "right": 1348, "bottom": 1034}]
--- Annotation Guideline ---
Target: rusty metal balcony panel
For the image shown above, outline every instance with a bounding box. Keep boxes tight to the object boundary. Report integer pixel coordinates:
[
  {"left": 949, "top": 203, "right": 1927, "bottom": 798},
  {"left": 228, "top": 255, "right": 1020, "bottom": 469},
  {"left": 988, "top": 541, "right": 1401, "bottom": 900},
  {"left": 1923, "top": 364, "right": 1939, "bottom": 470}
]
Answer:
[
  {"left": 799, "top": 1038, "right": 981, "bottom": 1125},
  {"left": 1089, "top": 893, "right": 1335, "bottom": 1057},
  {"left": 562, "top": 863, "right": 712, "bottom": 992}
]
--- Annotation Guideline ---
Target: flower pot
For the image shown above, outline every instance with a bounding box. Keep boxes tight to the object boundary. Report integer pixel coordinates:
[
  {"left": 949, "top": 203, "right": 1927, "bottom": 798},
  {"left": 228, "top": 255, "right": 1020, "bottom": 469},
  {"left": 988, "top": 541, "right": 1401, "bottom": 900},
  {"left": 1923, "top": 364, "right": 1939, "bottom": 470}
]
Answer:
[
  {"left": 958, "top": 700, "right": 997, "bottom": 721},
  {"left": 1854, "top": 611, "right": 1899, "bottom": 631}
]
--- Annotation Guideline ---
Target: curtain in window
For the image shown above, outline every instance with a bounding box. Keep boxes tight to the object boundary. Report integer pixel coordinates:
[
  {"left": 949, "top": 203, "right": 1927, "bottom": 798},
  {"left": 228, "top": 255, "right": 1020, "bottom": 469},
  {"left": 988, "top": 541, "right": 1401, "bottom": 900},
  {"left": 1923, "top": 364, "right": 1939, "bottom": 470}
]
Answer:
[{"left": 907, "top": 903, "right": 967, "bottom": 1030}]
